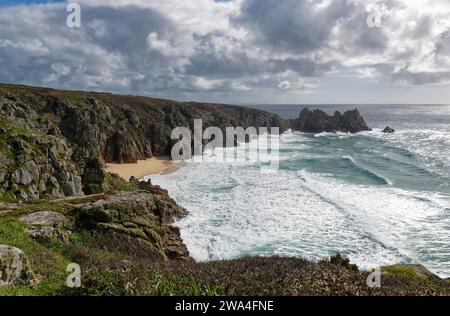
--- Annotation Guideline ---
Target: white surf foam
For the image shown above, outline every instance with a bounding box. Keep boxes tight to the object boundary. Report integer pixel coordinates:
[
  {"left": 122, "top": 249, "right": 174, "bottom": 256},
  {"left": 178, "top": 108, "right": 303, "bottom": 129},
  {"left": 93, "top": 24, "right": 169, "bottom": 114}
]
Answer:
[{"left": 150, "top": 131, "right": 450, "bottom": 278}]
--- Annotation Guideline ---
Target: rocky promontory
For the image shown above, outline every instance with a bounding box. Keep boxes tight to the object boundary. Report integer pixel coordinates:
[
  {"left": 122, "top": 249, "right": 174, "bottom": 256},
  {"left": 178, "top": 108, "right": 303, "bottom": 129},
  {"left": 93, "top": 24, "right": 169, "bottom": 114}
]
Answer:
[{"left": 71, "top": 181, "right": 190, "bottom": 261}]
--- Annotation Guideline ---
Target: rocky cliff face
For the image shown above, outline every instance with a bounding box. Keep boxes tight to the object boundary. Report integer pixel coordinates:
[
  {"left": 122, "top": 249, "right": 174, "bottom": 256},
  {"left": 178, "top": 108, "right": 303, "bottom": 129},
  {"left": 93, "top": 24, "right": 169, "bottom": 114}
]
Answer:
[
  {"left": 0, "top": 84, "right": 288, "bottom": 202},
  {"left": 0, "top": 93, "right": 83, "bottom": 202},
  {"left": 1, "top": 84, "right": 288, "bottom": 163},
  {"left": 291, "top": 108, "right": 371, "bottom": 133}
]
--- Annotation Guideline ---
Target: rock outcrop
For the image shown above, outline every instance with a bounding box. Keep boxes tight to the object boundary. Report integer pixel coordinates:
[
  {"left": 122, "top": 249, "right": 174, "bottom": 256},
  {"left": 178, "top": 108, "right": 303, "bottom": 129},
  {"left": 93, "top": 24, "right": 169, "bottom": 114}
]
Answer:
[
  {"left": 19, "top": 211, "right": 73, "bottom": 243},
  {"left": 0, "top": 245, "right": 35, "bottom": 286},
  {"left": 0, "top": 92, "right": 84, "bottom": 202},
  {"left": 291, "top": 108, "right": 371, "bottom": 133},
  {"left": 70, "top": 181, "right": 190, "bottom": 261},
  {"left": 382, "top": 126, "right": 395, "bottom": 133}
]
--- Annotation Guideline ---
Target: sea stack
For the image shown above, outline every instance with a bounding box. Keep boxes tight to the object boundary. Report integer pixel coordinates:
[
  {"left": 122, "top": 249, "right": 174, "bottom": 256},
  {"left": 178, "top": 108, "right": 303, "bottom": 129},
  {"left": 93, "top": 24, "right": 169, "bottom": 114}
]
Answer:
[{"left": 290, "top": 108, "right": 371, "bottom": 133}]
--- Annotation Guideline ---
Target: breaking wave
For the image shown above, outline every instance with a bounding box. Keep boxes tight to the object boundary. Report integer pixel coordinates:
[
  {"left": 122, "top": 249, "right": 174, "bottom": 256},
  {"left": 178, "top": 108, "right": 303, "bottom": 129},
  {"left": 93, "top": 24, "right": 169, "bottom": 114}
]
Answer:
[{"left": 151, "top": 119, "right": 450, "bottom": 278}]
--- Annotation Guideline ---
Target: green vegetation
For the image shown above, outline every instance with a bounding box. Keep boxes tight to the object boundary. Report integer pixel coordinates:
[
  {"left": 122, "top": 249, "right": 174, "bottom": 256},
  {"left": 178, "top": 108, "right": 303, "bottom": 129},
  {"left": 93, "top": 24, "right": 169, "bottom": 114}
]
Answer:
[
  {"left": 383, "top": 265, "right": 422, "bottom": 279},
  {"left": 0, "top": 192, "right": 17, "bottom": 203},
  {"left": 103, "top": 173, "right": 138, "bottom": 193},
  {"left": 12, "top": 195, "right": 104, "bottom": 216},
  {"left": 0, "top": 218, "right": 69, "bottom": 295},
  {"left": 61, "top": 269, "right": 231, "bottom": 296},
  {"left": 327, "top": 252, "right": 359, "bottom": 271}
]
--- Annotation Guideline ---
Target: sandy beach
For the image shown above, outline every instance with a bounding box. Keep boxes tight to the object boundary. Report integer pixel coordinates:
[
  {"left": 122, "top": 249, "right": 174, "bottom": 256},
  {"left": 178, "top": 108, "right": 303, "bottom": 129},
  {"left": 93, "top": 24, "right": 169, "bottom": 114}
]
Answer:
[{"left": 105, "top": 156, "right": 176, "bottom": 180}]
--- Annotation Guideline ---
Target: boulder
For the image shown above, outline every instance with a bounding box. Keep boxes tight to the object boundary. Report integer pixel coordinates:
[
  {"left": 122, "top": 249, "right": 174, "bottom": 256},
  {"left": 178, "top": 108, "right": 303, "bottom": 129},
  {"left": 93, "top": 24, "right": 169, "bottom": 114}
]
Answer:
[
  {"left": 339, "top": 109, "right": 371, "bottom": 133},
  {"left": 382, "top": 126, "right": 395, "bottom": 133},
  {"left": 162, "top": 225, "right": 191, "bottom": 261},
  {"left": 0, "top": 245, "right": 35, "bottom": 286},
  {"left": 82, "top": 158, "right": 106, "bottom": 184}
]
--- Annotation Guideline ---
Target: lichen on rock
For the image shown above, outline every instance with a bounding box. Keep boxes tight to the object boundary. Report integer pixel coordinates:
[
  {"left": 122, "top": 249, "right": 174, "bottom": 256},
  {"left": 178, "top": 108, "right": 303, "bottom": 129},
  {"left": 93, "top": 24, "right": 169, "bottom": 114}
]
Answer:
[
  {"left": 0, "top": 245, "right": 35, "bottom": 286},
  {"left": 19, "top": 211, "right": 73, "bottom": 243},
  {"left": 70, "top": 185, "right": 190, "bottom": 261}
]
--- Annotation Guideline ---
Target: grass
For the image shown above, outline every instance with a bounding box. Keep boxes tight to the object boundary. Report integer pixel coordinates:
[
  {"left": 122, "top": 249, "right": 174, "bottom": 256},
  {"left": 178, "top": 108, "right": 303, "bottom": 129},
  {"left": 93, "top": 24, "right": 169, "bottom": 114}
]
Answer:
[
  {"left": 0, "top": 194, "right": 110, "bottom": 295},
  {"left": 103, "top": 173, "right": 138, "bottom": 193},
  {"left": 13, "top": 194, "right": 105, "bottom": 216},
  {"left": 382, "top": 265, "right": 430, "bottom": 282},
  {"left": 0, "top": 217, "right": 70, "bottom": 295},
  {"left": 0, "top": 191, "right": 18, "bottom": 203},
  {"left": 58, "top": 266, "right": 232, "bottom": 296}
]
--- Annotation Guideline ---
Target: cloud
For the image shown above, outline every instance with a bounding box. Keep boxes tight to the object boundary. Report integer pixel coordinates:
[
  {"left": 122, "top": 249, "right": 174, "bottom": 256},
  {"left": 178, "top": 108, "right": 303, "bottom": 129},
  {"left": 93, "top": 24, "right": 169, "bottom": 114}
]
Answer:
[
  {"left": 278, "top": 81, "right": 291, "bottom": 91},
  {"left": 0, "top": 0, "right": 449, "bottom": 102},
  {"left": 235, "top": 0, "right": 356, "bottom": 54}
]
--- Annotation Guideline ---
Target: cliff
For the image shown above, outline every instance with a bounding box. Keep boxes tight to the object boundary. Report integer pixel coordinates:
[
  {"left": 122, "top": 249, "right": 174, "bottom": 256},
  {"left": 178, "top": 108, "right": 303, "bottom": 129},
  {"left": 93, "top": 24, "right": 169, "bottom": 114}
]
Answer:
[{"left": 0, "top": 84, "right": 288, "bottom": 202}]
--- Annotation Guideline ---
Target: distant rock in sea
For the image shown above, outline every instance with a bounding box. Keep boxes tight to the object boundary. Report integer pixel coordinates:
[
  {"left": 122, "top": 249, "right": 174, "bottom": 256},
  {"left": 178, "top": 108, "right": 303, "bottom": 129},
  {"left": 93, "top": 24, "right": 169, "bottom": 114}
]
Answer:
[
  {"left": 382, "top": 126, "right": 395, "bottom": 133},
  {"left": 291, "top": 108, "right": 371, "bottom": 133}
]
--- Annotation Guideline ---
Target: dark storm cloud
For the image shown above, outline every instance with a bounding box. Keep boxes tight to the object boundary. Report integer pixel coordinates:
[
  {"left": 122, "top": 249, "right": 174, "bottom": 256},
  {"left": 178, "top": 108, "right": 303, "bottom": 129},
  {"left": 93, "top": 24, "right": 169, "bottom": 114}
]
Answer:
[
  {"left": 354, "top": 27, "right": 388, "bottom": 53},
  {"left": 0, "top": 3, "right": 180, "bottom": 92},
  {"left": 266, "top": 58, "right": 334, "bottom": 77},
  {"left": 182, "top": 31, "right": 265, "bottom": 78},
  {"left": 234, "top": 0, "right": 355, "bottom": 54}
]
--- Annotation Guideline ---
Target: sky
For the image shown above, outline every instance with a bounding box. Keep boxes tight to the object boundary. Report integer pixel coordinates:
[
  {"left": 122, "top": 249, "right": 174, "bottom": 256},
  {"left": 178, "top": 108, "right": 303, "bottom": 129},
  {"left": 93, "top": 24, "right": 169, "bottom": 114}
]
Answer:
[{"left": 1, "top": 0, "right": 450, "bottom": 104}]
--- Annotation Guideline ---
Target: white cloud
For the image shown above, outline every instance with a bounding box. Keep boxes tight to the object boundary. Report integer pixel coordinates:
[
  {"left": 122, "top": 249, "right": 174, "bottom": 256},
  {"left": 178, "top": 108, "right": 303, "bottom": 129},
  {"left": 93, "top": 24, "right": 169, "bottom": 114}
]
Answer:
[
  {"left": 0, "top": 0, "right": 449, "bottom": 102},
  {"left": 278, "top": 81, "right": 291, "bottom": 90},
  {"left": 147, "top": 32, "right": 180, "bottom": 57}
]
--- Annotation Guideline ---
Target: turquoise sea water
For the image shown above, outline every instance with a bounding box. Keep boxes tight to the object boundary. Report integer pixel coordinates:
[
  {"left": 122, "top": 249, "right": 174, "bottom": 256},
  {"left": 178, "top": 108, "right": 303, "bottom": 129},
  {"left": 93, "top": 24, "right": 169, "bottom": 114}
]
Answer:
[{"left": 150, "top": 104, "right": 450, "bottom": 278}]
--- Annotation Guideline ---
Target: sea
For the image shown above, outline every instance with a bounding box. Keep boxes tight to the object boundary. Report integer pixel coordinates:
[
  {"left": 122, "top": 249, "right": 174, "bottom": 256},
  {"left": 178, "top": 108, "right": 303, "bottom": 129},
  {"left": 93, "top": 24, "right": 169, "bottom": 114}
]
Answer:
[{"left": 149, "top": 104, "right": 450, "bottom": 278}]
